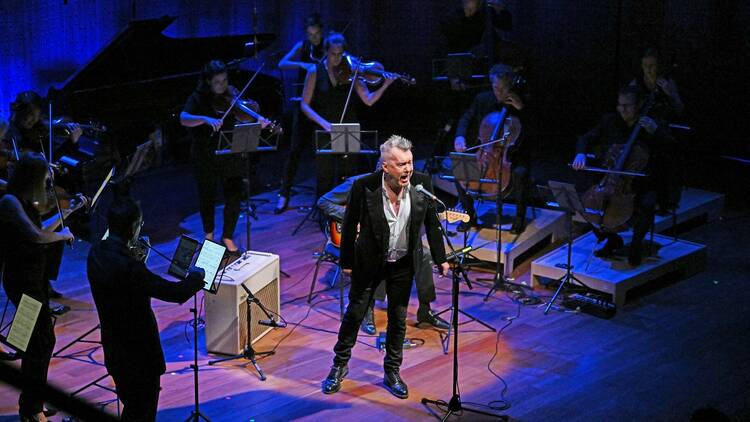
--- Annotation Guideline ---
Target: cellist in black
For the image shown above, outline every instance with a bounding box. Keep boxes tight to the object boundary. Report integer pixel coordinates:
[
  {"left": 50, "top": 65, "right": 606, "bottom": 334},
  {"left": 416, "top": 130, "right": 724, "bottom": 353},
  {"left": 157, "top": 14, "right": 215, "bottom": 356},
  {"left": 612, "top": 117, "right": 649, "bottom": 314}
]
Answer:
[
  {"left": 453, "top": 63, "right": 538, "bottom": 234},
  {"left": 572, "top": 85, "right": 674, "bottom": 266}
]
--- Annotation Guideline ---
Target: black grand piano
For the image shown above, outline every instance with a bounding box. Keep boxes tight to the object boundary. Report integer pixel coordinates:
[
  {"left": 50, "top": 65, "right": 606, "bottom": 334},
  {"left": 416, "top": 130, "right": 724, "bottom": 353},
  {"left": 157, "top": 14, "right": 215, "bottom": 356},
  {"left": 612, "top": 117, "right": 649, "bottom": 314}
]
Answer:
[{"left": 51, "top": 15, "right": 282, "bottom": 190}]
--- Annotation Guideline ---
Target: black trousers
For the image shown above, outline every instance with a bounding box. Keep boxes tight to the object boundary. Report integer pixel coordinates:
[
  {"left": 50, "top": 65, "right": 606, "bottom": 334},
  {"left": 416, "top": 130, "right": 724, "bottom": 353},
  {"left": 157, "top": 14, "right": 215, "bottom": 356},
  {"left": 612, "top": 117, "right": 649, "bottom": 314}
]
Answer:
[
  {"left": 597, "top": 190, "right": 657, "bottom": 250},
  {"left": 333, "top": 254, "right": 414, "bottom": 372},
  {"left": 279, "top": 104, "right": 311, "bottom": 198},
  {"left": 5, "top": 291, "right": 55, "bottom": 417},
  {"left": 373, "top": 249, "right": 436, "bottom": 307},
  {"left": 111, "top": 370, "right": 161, "bottom": 422},
  {"left": 193, "top": 160, "right": 243, "bottom": 240}
]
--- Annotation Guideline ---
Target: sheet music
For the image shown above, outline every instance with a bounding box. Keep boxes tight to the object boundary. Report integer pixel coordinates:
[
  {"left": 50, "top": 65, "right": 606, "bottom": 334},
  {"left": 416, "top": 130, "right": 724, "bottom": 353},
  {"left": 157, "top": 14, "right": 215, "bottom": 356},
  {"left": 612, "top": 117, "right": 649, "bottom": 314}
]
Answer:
[
  {"left": 195, "top": 240, "right": 226, "bottom": 291},
  {"left": 7, "top": 294, "right": 43, "bottom": 352}
]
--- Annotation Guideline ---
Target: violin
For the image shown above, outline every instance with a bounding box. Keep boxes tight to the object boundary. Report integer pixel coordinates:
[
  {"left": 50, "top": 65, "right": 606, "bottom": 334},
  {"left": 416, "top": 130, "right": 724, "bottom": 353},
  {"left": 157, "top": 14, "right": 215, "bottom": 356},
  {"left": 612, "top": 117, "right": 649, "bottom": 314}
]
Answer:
[
  {"left": 333, "top": 54, "right": 416, "bottom": 86},
  {"left": 579, "top": 92, "right": 657, "bottom": 232},
  {"left": 211, "top": 85, "right": 283, "bottom": 134}
]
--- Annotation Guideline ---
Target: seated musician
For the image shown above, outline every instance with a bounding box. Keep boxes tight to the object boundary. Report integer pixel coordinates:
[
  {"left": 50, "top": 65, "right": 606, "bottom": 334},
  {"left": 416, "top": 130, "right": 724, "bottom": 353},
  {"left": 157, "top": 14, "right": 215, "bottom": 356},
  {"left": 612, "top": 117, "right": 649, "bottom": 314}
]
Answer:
[
  {"left": 316, "top": 159, "right": 450, "bottom": 334},
  {"left": 453, "top": 63, "right": 537, "bottom": 234},
  {"left": 275, "top": 31, "right": 397, "bottom": 212},
  {"left": 5, "top": 91, "right": 82, "bottom": 157},
  {"left": 572, "top": 85, "right": 674, "bottom": 266},
  {"left": 0, "top": 152, "right": 75, "bottom": 422},
  {"left": 179, "top": 60, "right": 269, "bottom": 258}
]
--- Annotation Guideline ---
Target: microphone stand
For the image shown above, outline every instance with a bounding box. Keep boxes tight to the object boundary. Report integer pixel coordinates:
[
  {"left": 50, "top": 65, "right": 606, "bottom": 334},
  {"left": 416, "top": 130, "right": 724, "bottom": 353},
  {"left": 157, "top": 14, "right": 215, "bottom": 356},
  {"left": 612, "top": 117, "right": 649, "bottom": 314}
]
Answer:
[
  {"left": 207, "top": 282, "right": 279, "bottom": 381},
  {"left": 420, "top": 196, "right": 507, "bottom": 421}
]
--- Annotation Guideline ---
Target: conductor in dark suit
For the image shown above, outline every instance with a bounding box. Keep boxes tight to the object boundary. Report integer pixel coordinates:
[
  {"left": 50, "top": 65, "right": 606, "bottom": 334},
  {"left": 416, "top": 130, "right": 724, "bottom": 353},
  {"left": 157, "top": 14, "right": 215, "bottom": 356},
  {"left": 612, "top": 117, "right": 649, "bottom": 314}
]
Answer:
[
  {"left": 322, "top": 135, "right": 450, "bottom": 399},
  {"left": 87, "top": 197, "right": 204, "bottom": 421}
]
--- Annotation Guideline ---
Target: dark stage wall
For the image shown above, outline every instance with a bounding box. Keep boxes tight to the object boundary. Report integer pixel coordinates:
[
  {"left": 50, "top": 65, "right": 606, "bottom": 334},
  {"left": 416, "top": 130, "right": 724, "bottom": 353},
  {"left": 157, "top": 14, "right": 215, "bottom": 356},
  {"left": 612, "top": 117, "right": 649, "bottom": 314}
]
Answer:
[{"left": 1, "top": 1, "right": 748, "bottom": 187}]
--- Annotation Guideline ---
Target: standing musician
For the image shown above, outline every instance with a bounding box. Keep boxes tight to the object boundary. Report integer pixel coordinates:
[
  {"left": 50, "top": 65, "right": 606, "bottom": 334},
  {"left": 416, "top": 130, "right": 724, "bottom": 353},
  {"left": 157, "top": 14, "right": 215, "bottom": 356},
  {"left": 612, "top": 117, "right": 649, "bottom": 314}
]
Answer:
[
  {"left": 631, "top": 47, "right": 684, "bottom": 120},
  {"left": 275, "top": 13, "right": 325, "bottom": 214},
  {"left": 4, "top": 91, "right": 82, "bottom": 158},
  {"left": 3, "top": 92, "right": 84, "bottom": 306},
  {"left": 322, "top": 136, "right": 449, "bottom": 399},
  {"left": 278, "top": 12, "right": 325, "bottom": 76},
  {"left": 572, "top": 85, "right": 674, "bottom": 266},
  {"left": 0, "top": 153, "right": 75, "bottom": 422},
  {"left": 180, "top": 60, "right": 269, "bottom": 257},
  {"left": 275, "top": 31, "right": 397, "bottom": 212},
  {"left": 453, "top": 63, "right": 537, "bottom": 234},
  {"left": 87, "top": 197, "right": 204, "bottom": 422},
  {"left": 316, "top": 161, "right": 450, "bottom": 334}
]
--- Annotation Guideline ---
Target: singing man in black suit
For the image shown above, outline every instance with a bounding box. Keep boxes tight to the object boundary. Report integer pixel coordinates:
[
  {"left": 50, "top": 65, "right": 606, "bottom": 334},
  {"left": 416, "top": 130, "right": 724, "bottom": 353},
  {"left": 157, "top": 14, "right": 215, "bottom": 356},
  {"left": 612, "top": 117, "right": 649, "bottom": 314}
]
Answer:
[
  {"left": 87, "top": 197, "right": 204, "bottom": 421},
  {"left": 322, "top": 135, "right": 450, "bottom": 399}
]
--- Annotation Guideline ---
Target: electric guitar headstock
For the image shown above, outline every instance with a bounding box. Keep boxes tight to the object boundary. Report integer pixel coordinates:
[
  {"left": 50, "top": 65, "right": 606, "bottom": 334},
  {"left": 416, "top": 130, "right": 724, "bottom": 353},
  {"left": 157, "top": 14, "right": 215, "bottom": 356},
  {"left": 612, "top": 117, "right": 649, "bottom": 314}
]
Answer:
[{"left": 438, "top": 208, "right": 471, "bottom": 224}]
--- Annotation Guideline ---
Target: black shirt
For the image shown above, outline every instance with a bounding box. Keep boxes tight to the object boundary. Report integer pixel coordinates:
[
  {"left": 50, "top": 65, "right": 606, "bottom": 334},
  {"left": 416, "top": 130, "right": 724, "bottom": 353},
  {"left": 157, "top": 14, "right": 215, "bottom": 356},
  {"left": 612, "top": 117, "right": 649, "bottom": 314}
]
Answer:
[
  {"left": 0, "top": 196, "right": 50, "bottom": 305},
  {"left": 87, "top": 237, "right": 203, "bottom": 377},
  {"left": 182, "top": 91, "right": 242, "bottom": 174},
  {"left": 441, "top": 7, "right": 512, "bottom": 54},
  {"left": 576, "top": 113, "right": 674, "bottom": 192},
  {"left": 310, "top": 62, "right": 357, "bottom": 124},
  {"left": 456, "top": 90, "right": 539, "bottom": 163}
]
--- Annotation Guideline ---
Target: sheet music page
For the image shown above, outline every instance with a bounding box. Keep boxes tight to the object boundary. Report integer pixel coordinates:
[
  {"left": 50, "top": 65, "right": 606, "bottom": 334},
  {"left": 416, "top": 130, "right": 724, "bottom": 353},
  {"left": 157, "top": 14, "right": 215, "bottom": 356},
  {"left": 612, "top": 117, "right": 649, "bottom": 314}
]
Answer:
[
  {"left": 7, "top": 294, "right": 43, "bottom": 352},
  {"left": 195, "top": 240, "right": 226, "bottom": 290}
]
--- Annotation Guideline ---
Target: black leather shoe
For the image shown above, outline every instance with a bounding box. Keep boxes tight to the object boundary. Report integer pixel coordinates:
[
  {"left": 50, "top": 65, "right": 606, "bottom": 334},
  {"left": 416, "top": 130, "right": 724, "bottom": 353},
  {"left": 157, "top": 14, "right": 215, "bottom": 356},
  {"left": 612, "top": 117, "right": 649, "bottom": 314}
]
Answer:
[
  {"left": 417, "top": 308, "right": 449, "bottom": 330},
  {"left": 43, "top": 404, "right": 58, "bottom": 417},
  {"left": 360, "top": 307, "right": 377, "bottom": 335},
  {"left": 273, "top": 195, "right": 289, "bottom": 215},
  {"left": 384, "top": 369, "right": 409, "bottom": 399},
  {"left": 322, "top": 365, "right": 348, "bottom": 394},
  {"left": 594, "top": 236, "right": 624, "bottom": 258}
]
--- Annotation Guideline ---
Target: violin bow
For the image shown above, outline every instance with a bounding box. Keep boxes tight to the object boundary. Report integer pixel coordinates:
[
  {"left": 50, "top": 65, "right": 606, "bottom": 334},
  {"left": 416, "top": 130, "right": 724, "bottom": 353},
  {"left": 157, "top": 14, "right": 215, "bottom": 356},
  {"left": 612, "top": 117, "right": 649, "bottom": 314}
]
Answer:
[
  {"left": 217, "top": 61, "right": 265, "bottom": 127},
  {"left": 339, "top": 56, "right": 364, "bottom": 124}
]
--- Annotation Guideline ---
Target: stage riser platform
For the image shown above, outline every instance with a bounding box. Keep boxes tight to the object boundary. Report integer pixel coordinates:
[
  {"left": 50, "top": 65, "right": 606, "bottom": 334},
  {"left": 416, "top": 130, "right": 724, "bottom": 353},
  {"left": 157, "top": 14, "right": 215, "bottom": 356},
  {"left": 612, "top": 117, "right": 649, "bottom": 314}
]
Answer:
[
  {"left": 530, "top": 232, "right": 706, "bottom": 308},
  {"left": 427, "top": 203, "right": 566, "bottom": 277}
]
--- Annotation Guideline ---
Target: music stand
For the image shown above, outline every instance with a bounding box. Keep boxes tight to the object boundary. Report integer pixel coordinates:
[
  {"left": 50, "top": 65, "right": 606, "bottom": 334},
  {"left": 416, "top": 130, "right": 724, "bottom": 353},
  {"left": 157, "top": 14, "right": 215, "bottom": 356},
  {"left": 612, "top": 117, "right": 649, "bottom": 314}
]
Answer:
[
  {"left": 291, "top": 125, "right": 378, "bottom": 236},
  {"left": 214, "top": 123, "right": 270, "bottom": 251},
  {"left": 543, "top": 181, "right": 595, "bottom": 314}
]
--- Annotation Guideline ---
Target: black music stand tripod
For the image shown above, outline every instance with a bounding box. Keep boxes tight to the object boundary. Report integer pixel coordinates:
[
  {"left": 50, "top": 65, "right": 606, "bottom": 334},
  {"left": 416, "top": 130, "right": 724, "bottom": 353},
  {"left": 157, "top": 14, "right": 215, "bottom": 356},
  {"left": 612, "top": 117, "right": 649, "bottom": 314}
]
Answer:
[
  {"left": 543, "top": 181, "right": 594, "bottom": 314},
  {"left": 420, "top": 195, "right": 507, "bottom": 421},
  {"left": 208, "top": 282, "right": 280, "bottom": 380}
]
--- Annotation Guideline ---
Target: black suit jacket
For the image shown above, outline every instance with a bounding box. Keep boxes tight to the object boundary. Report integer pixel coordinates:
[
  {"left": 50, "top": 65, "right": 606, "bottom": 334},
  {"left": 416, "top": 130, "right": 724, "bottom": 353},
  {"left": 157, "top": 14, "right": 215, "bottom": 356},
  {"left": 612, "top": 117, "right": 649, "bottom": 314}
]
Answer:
[
  {"left": 87, "top": 238, "right": 202, "bottom": 378},
  {"left": 339, "top": 171, "right": 446, "bottom": 280}
]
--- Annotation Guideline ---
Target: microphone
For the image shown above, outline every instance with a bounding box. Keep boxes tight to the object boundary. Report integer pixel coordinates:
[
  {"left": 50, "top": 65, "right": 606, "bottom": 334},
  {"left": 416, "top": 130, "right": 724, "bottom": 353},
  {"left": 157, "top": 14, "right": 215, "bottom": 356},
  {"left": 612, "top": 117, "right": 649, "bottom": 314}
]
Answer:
[
  {"left": 415, "top": 184, "right": 441, "bottom": 203},
  {"left": 258, "top": 319, "right": 287, "bottom": 328}
]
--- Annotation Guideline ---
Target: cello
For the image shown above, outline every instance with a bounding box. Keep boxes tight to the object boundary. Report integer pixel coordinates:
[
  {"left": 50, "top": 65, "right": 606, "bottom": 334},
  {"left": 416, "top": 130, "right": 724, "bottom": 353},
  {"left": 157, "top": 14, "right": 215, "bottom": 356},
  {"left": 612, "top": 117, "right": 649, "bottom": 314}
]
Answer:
[
  {"left": 465, "top": 74, "right": 525, "bottom": 197},
  {"left": 580, "top": 92, "right": 657, "bottom": 232}
]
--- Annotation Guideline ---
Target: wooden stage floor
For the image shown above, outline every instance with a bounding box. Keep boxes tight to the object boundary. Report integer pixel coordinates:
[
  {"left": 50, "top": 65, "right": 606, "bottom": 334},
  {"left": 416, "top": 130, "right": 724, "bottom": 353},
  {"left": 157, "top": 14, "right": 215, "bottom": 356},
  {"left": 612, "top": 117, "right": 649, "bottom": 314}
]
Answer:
[{"left": 1, "top": 166, "right": 748, "bottom": 421}]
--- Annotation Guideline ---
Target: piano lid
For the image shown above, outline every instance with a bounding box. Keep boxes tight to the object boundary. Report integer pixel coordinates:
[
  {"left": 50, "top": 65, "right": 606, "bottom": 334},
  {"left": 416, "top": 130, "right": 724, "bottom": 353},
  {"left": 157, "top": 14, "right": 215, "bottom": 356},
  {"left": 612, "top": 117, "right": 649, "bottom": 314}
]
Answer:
[{"left": 61, "top": 16, "right": 276, "bottom": 95}]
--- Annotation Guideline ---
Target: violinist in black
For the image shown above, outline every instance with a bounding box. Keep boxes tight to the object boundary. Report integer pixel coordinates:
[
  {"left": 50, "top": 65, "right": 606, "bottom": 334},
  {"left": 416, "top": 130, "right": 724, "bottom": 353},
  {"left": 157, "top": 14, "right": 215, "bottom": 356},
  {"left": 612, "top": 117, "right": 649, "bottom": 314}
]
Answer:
[
  {"left": 4, "top": 91, "right": 82, "bottom": 159},
  {"left": 453, "top": 63, "right": 537, "bottom": 234},
  {"left": 275, "top": 13, "right": 326, "bottom": 213},
  {"left": 572, "top": 85, "right": 673, "bottom": 266},
  {"left": 180, "top": 60, "right": 265, "bottom": 256},
  {"left": 276, "top": 31, "right": 396, "bottom": 208},
  {"left": 0, "top": 152, "right": 75, "bottom": 421}
]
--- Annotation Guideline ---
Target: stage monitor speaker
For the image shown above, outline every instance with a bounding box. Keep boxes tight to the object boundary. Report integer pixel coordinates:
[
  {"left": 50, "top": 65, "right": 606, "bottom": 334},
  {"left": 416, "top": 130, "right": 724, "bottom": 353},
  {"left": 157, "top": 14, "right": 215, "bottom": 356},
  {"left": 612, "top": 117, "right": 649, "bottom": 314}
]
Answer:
[{"left": 204, "top": 251, "right": 280, "bottom": 355}]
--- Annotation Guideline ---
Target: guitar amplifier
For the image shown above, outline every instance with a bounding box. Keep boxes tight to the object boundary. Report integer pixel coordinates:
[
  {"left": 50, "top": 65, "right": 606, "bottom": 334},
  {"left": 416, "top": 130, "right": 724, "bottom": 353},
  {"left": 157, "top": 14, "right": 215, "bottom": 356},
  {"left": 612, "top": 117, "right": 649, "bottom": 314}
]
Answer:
[{"left": 204, "top": 251, "right": 280, "bottom": 355}]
